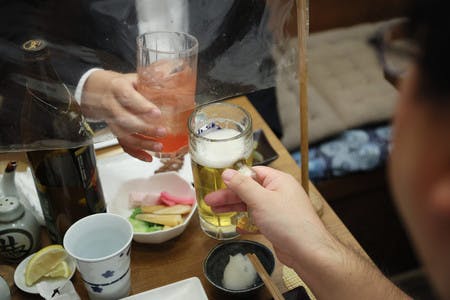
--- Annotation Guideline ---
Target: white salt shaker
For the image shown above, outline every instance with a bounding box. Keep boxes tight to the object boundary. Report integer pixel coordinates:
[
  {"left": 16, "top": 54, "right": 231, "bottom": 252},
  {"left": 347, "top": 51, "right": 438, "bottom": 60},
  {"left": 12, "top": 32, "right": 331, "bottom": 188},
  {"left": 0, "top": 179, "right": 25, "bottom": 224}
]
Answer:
[{"left": 0, "top": 161, "right": 40, "bottom": 263}]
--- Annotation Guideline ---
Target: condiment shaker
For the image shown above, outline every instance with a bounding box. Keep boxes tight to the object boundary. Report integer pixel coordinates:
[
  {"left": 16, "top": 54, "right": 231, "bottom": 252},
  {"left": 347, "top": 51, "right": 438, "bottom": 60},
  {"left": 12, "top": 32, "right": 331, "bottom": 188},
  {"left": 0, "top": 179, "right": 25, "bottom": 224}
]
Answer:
[
  {"left": 0, "top": 196, "right": 41, "bottom": 263},
  {"left": 0, "top": 161, "right": 40, "bottom": 263}
]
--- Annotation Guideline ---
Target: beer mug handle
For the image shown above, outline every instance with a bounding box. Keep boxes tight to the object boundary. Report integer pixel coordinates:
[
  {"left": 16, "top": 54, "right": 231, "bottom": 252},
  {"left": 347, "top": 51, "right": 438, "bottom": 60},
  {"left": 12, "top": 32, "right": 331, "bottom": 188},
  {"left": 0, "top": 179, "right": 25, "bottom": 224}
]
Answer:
[{"left": 232, "top": 163, "right": 259, "bottom": 233}]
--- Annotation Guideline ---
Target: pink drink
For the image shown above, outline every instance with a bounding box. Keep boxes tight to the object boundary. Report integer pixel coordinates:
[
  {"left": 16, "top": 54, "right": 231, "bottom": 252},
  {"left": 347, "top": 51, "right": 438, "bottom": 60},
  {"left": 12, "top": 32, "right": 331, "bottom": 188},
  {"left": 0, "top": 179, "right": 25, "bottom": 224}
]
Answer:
[{"left": 137, "top": 59, "right": 196, "bottom": 156}]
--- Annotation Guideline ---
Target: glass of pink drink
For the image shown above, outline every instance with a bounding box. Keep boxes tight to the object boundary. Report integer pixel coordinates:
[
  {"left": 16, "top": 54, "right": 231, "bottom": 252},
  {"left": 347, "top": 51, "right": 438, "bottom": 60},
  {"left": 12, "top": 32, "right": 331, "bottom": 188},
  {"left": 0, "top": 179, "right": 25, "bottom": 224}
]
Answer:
[{"left": 137, "top": 31, "right": 198, "bottom": 158}]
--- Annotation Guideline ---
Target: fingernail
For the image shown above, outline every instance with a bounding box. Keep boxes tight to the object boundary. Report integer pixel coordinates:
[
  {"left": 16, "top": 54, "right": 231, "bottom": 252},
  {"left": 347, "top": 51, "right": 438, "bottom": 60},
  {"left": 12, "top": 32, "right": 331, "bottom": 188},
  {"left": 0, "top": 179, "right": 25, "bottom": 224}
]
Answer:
[
  {"left": 153, "top": 143, "right": 163, "bottom": 152},
  {"left": 222, "top": 169, "right": 238, "bottom": 183},
  {"left": 156, "top": 127, "right": 166, "bottom": 137},
  {"left": 150, "top": 108, "right": 161, "bottom": 118},
  {"left": 142, "top": 155, "right": 153, "bottom": 162}
]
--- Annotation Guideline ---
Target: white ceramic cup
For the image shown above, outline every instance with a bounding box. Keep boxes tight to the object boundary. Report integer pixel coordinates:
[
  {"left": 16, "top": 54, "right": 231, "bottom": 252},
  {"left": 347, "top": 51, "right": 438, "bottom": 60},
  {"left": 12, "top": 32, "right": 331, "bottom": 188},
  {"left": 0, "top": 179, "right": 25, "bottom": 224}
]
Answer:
[
  {"left": 63, "top": 213, "right": 133, "bottom": 300},
  {"left": 0, "top": 275, "right": 11, "bottom": 300}
]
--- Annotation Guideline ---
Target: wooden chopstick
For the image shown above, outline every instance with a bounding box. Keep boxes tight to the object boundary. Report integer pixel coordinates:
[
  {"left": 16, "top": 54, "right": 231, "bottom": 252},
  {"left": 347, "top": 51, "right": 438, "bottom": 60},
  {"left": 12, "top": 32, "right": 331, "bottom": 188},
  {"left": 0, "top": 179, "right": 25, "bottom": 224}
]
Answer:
[
  {"left": 296, "top": 0, "right": 310, "bottom": 195},
  {"left": 246, "top": 253, "right": 285, "bottom": 300}
]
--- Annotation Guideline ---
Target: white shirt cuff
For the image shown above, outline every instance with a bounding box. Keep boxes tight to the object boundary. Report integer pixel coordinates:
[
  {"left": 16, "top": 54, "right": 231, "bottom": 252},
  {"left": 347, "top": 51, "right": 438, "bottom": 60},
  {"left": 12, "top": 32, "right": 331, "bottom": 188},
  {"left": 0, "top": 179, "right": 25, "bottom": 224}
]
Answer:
[{"left": 74, "top": 68, "right": 103, "bottom": 104}]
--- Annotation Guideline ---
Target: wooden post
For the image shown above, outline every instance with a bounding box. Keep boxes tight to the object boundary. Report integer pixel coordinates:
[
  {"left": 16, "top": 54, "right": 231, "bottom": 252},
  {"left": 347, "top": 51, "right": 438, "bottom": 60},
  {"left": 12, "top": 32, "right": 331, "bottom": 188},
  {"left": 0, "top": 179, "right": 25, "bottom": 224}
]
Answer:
[{"left": 296, "top": 0, "right": 309, "bottom": 194}]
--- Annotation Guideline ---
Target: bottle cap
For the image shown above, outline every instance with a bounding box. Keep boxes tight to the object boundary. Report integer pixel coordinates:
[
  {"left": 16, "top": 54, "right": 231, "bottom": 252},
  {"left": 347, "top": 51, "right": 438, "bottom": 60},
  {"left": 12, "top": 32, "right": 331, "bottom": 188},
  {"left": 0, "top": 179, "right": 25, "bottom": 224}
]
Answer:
[
  {"left": 0, "top": 196, "right": 24, "bottom": 223},
  {"left": 22, "top": 39, "right": 47, "bottom": 52}
]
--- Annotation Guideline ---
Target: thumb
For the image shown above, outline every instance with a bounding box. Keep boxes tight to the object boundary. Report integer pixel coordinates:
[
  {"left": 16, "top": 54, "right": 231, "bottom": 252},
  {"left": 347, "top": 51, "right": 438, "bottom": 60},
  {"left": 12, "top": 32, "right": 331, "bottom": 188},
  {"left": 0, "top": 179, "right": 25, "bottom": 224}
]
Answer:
[{"left": 222, "top": 169, "right": 269, "bottom": 207}]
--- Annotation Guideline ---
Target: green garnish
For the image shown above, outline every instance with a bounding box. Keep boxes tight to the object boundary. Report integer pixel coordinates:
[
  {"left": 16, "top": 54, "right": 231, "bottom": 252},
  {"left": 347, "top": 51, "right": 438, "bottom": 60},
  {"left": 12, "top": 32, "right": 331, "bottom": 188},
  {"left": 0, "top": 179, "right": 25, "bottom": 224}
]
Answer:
[
  {"left": 130, "top": 207, "right": 142, "bottom": 218},
  {"left": 129, "top": 207, "right": 164, "bottom": 232}
]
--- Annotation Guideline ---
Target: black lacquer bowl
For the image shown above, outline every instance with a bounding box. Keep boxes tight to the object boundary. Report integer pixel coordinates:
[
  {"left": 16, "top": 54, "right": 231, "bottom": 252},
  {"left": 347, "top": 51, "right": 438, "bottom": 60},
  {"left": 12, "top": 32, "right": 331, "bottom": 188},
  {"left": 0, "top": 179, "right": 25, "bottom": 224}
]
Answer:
[{"left": 203, "top": 240, "right": 275, "bottom": 297}]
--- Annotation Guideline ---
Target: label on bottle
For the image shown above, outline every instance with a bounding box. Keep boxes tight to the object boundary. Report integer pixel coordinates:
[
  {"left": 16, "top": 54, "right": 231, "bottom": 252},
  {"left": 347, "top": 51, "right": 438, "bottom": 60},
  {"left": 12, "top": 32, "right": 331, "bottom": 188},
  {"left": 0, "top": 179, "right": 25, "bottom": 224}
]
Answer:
[
  {"left": 29, "top": 145, "right": 106, "bottom": 244},
  {"left": 74, "top": 146, "right": 106, "bottom": 213}
]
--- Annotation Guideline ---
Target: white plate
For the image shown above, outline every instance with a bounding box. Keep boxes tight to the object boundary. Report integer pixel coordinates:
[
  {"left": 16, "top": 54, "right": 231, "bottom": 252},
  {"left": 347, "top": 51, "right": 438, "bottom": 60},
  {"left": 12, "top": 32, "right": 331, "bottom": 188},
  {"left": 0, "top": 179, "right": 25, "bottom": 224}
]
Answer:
[
  {"left": 121, "top": 277, "right": 208, "bottom": 300},
  {"left": 14, "top": 254, "right": 77, "bottom": 294},
  {"left": 97, "top": 152, "right": 194, "bottom": 196}
]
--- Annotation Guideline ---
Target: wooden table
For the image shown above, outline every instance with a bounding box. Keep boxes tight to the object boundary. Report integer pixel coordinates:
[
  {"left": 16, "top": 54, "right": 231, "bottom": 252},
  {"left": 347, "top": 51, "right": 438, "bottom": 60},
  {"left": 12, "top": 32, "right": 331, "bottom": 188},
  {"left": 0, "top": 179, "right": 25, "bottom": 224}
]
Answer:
[{"left": 5, "top": 96, "right": 367, "bottom": 300}]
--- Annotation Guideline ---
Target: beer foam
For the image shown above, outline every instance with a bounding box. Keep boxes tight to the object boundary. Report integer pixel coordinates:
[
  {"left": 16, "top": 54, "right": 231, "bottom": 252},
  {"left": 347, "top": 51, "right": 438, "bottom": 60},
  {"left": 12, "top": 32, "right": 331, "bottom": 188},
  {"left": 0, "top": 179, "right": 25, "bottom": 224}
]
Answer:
[{"left": 194, "top": 128, "right": 247, "bottom": 168}]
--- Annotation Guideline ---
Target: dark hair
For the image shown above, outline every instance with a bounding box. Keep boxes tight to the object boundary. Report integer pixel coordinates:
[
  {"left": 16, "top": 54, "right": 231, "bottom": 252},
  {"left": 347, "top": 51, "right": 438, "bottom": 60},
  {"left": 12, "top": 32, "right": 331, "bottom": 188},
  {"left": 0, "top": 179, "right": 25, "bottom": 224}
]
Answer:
[{"left": 408, "top": 0, "right": 450, "bottom": 99}]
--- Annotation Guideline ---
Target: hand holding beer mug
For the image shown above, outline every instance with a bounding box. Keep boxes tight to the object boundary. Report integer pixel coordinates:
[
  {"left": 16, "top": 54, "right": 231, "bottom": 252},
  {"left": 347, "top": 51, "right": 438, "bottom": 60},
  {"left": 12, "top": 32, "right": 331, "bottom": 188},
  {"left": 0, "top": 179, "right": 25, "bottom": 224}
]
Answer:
[
  {"left": 189, "top": 103, "right": 257, "bottom": 240},
  {"left": 137, "top": 31, "right": 198, "bottom": 159}
]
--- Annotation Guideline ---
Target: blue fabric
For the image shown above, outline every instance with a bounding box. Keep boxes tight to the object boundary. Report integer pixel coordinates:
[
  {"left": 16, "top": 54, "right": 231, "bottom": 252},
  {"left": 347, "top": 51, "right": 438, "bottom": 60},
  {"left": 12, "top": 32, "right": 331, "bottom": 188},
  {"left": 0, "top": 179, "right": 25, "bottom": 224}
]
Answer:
[{"left": 292, "top": 124, "right": 392, "bottom": 181}]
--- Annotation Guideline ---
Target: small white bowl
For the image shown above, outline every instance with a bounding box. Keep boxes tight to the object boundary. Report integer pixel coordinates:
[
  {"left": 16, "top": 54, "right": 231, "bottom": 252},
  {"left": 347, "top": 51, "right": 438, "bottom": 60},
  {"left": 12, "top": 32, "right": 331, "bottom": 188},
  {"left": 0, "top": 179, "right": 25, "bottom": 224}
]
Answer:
[{"left": 106, "top": 172, "right": 197, "bottom": 244}]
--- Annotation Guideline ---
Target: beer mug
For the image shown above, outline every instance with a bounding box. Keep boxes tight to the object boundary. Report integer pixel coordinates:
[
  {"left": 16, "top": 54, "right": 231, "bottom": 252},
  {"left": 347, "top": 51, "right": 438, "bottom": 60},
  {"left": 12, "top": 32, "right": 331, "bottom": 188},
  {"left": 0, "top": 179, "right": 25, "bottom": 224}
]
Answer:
[{"left": 188, "top": 102, "right": 256, "bottom": 240}]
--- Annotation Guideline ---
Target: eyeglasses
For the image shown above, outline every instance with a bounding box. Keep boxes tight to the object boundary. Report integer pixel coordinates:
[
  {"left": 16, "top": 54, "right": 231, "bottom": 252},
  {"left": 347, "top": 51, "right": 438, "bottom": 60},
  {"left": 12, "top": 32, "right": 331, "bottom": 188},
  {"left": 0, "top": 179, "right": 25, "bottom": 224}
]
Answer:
[{"left": 369, "top": 19, "right": 419, "bottom": 88}]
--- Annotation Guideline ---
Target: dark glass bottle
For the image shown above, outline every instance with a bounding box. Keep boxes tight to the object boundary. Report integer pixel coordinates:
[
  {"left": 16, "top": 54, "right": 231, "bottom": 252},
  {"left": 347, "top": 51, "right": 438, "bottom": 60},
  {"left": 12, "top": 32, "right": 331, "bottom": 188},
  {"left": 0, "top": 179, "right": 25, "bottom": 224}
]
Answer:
[{"left": 20, "top": 39, "right": 106, "bottom": 244}]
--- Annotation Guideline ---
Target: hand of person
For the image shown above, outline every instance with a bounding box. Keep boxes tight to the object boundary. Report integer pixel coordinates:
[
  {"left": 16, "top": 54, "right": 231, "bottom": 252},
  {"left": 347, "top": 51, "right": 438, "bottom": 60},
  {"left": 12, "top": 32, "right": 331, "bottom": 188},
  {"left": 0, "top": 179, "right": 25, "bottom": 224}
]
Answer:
[
  {"left": 204, "top": 166, "right": 333, "bottom": 268},
  {"left": 80, "top": 70, "right": 166, "bottom": 162},
  {"left": 205, "top": 167, "right": 410, "bottom": 300}
]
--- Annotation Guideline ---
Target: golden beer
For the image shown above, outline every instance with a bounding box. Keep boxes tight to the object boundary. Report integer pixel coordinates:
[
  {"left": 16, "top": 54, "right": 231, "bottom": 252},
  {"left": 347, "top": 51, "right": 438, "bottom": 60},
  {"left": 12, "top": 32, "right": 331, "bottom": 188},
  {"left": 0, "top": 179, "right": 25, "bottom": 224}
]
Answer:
[{"left": 189, "top": 104, "right": 253, "bottom": 240}]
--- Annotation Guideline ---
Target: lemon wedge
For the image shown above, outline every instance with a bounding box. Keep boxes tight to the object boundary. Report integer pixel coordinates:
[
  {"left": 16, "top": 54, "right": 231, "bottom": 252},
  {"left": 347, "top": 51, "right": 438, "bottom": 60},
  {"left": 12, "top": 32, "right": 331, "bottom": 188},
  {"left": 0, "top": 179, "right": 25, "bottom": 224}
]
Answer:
[
  {"left": 25, "top": 244, "right": 68, "bottom": 286},
  {"left": 44, "top": 260, "right": 71, "bottom": 279}
]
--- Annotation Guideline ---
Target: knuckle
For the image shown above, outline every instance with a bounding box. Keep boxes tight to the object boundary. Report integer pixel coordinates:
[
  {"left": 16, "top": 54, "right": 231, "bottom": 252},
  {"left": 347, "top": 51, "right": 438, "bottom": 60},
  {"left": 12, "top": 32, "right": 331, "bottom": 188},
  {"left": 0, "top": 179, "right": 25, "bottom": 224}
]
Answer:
[
  {"left": 231, "top": 173, "right": 251, "bottom": 189},
  {"left": 118, "top": 91, "right": 133, "bottom": 105}
]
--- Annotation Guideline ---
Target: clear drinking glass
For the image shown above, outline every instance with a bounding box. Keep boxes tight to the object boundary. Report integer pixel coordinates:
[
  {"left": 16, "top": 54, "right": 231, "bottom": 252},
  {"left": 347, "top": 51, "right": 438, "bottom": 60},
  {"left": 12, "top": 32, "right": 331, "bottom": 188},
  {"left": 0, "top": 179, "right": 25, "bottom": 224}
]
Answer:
[
  {"left": 137, "top": 31, "right": 198, "bottom": 159},
  {"left": 189, "top": 102, "right": 255, "bottom": 240}
]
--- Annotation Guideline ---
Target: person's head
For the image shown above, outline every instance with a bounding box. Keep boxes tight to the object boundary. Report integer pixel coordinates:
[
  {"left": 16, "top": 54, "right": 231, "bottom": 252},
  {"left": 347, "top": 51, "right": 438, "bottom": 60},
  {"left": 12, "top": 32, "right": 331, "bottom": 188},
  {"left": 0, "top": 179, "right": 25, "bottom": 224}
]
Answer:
[{"left": 388, "top": 0, "right": 450, "bottom": 298}]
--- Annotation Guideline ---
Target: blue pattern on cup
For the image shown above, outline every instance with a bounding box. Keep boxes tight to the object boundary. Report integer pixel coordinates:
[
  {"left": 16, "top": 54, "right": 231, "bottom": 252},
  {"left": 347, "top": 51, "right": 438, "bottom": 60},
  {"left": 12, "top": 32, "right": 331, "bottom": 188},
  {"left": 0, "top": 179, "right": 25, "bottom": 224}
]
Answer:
[
  {"left": 91, "top": 286, "right": 103, "bottom": 293},
  {"left": 83, "top": 267, "right": 130, "bottom": 293},
  {"left": 196, "top": 122, "right": 222, "bottom": 136},
  {"left": 102, "top": 270, "right": 115, "bottom": 278}
]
